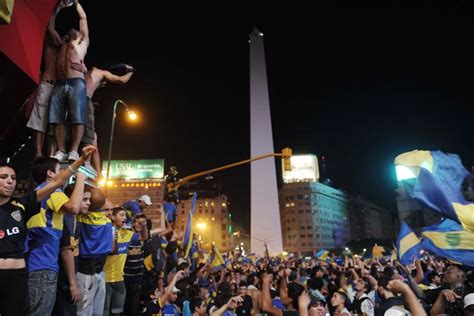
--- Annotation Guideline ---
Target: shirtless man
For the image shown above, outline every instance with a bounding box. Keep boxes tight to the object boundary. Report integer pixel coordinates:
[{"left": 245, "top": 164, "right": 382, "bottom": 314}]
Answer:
[
  {"left": 26, "top": 1, "right": 66, "bottom": 158},
  {"left": 82, "top": 65, "right": 134, "bottom": 174},
  {"left": 49, "top": 0, "right": 89, "bottom": 162}
]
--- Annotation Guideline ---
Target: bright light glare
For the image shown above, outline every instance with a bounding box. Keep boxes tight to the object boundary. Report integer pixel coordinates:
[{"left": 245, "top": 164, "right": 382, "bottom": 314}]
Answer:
[
  {"left": 128, "top": 110, "right": 137, "bottom": 121},
  {"left": 196, "top": 222, "right": 207, "bottom": 230},
  {"left": 395, "top": 165, "right": 417, "bottom": 181},
  {"left": 98, "top": 178, "right": 106, "bottom": 187}
]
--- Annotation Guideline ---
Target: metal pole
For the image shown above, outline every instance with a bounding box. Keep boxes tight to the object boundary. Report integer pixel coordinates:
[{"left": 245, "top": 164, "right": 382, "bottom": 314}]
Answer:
[{"left": 104, "top": 99, "right": 123, "bottom": 196}]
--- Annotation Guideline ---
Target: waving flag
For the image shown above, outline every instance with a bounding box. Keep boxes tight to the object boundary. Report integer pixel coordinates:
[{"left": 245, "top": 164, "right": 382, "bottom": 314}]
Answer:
[
  {"left": 183, "top": 193, "right": 197, "bottom": 258},
  {"left": 372, "top": 244, "right": 386, "bottom": 259},
  {"left": 315, "top": 249, "right": 329, "bottom": 260},
  {"left": 396, "top": 222, "right": 422, "bottom": 265},
  {"left": 421, "top": 218, "right": 474, "bottom": 267},
  {"left": 209, "top": 245, "right": 225, "bottom": 271},
  {"left": 394, "top": 150, "right": 474, "bottom": 232}
]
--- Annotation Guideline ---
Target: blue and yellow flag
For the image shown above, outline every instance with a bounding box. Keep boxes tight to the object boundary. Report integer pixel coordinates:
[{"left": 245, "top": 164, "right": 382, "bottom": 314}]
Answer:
[
  {"left": 396, "top": 222, "right": 422, "bottom": 265},
  {"left": 394, "top": 150, "right": 474, "bottom": 232},
  {"left": 210, "top": 245, "right": 225, "bottom": 271},
  {"left": 315, "top": 249, "right": 329, "bottom": 260},
  {"left": 183, "top": 193, "right": 197, "bottom": 258},
  {"left": 421, "top": 218, "right": 474, "bottom": 267}
]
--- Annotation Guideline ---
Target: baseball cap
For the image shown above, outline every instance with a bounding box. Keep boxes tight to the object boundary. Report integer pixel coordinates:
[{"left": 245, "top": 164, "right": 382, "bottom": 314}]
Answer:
[
  {"left": 464, "top": 293, "right": 474, "bottom": 309},
  {"left": 172, "top": 286, "right": 180, "bottom": 293},
  {"left": 178, "top": 258, "right": 188, "bottom": 266},
  {"left": 139, "top": 195, "right": 152, "bottom": 206}
]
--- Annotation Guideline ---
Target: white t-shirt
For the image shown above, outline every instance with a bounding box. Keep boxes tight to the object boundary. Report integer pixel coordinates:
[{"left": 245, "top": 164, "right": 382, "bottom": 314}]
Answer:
[
  {"left": 384, "top": 305, "right": 411, "bottom": 316},
  {"left": 359, "top": 293, "right": 375, "bottom": 316}
]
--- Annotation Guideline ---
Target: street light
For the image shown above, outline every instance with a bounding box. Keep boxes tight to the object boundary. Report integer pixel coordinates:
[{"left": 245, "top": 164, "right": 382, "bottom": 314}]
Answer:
[
  {"left": 196, "top": 222, "right": 207, "bottom": 230},
  {"left": 104, "top": 99, "right": 139, "bottom": 194}
]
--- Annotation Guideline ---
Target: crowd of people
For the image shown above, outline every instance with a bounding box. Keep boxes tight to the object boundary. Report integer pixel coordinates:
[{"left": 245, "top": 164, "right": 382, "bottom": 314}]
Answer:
[
  {"left": 0, "top": 145, "right": 473, "bottom": 316},
  {"left": 2, "top": 1, "right": 474, "bottom": 316}
]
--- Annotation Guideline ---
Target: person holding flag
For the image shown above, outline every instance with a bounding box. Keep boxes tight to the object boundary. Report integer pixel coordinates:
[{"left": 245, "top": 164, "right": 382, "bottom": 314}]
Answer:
[
  {"left": 183, "top": 192, "right": 198, "bottom": 258},
  {"left": 396, "top": 222, "right": 422, "bottom": 266}
]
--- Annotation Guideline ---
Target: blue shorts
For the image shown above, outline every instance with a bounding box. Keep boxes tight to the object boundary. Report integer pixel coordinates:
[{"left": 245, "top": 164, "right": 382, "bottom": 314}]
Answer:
[{"left": 49, "top": 78, "right": 87, "bottom": 124}]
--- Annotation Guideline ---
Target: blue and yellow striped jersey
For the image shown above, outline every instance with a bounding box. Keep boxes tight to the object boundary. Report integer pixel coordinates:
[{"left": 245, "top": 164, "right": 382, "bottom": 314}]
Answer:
[
  {"left": 25, "top": 182, "right": 69, "bottom": 272},
  {"left": 77, "top": 211, "right": 113, "bottom": 258},
  {"left": 103, "top": 228, "right": 138, "bottom": 282}
]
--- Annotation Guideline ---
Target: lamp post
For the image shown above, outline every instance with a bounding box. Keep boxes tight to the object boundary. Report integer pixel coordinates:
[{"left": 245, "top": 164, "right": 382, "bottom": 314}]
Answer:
[{"left": 104, "top": 99, "right": 137, "bottom": 195}]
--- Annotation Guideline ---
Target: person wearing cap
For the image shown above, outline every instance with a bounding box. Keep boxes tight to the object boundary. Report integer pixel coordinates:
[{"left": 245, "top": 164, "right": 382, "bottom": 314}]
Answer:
[
  {"left": 122, "top": 195, "right": 152, "bottom": 228},
  {"left": 464, "top": 293, "right": 474, "bottom": 315},
  {"left": 143, "top": 270, "right": 185, "bottom": 316},
  {"left": 160, "top": 271, "right": 186, "bottom": 316},
  {"left": 308, "top": 296, "right": 328, "bottom": 316}
]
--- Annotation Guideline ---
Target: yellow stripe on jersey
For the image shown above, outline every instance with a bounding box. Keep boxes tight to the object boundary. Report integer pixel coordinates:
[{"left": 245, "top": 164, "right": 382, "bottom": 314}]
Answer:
[
  {"left": 77, "top": 212, "right": 111, "bottom": 225},
  {"left": 46, "top": 192, "right": 69, "bottom": 213},
  {"left": 27, "top": 192, "right": 68, "bottom": 230},
  {"left": 27, "top": 209, "right": 48, "bottom": 228}
]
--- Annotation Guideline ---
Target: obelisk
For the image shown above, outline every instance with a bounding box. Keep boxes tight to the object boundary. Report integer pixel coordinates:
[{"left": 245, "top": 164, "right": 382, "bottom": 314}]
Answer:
[{"left": 249, "top": 27, "right": 283, "bottom": 255}]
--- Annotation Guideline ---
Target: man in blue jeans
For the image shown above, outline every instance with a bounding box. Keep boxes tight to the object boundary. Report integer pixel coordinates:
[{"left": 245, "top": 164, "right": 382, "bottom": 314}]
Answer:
[
  {"left": 49, "top": 1, "right": 90, "bottom": 162},
  {"left": 25, "top": 156, "right": 88, "bottom": 315}
]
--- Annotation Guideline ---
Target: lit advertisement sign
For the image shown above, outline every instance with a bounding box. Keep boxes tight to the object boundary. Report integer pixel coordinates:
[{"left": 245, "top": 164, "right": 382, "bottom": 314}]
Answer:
[
  {"left": 282, "top": 154, "right": 319, "bottom": 183},
  {"left": 102, "top": 159, "right": 164, "bottom": 179}
]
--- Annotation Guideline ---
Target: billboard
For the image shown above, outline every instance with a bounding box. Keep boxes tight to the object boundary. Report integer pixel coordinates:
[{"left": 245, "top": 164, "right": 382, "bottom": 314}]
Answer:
[
  {"left": 102, "top": 159, "right": 164, "bottom": 179},
  {"left": 282, "top": 154, "right": 319, "bottom": 183}
]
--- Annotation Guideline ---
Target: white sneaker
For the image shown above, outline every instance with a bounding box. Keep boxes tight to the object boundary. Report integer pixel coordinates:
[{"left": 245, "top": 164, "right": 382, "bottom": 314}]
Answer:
[
  {"left": 68, "top": 151, "right": 80, "bottom": 161},
  {"left": 51, "top": 151, "right": 68, "bottom": 161},
  {"left": 84, "top": 161, "right": 96, "bottom": 174}
]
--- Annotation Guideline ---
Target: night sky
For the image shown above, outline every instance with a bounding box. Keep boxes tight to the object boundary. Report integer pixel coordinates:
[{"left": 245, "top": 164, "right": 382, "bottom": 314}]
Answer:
[{"left": 54, "top": 2, "right": 474, "bottom": 232}]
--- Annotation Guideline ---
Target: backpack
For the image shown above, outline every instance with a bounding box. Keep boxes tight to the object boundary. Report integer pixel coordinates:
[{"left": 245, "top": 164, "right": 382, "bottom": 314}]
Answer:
[{"left": 350, "top": 296, "right": 373, "bottom": 315}]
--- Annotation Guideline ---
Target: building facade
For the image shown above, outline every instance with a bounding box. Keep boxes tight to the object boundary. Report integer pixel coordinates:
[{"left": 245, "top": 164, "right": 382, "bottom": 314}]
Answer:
[
  {"left": 395, "top": 183, "right": 441, "bottom": 234},
  {"left": 279, "top": 182, "right": 350, "bottom": 254},
  {"left": 105, "top": 179, "right": 166, "bottom": 226},
  {"left": 176, "top": 194, "right": 231, "bottom": 252},
  {"left": 348, "top": 195, "right": 397, "bottom": 242}
]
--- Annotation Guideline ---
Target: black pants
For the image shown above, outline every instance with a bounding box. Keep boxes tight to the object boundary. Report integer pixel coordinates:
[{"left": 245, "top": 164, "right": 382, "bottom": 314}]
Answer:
[
  {"left": 0, "top": 268, "right": 27, "bottom": 316},
  {"left": 124, "top": 278, "right": 143, "bottom": 316},
  {"left": 52, "top": 276, "right": 77, "bottom": 316}
]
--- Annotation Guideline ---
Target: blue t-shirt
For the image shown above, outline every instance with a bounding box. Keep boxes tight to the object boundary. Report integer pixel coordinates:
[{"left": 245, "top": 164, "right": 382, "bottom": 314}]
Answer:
[
  {"left": 272, "top": 298, "right": 285, "bottom": 310},
  {"left": 122, "top": 200, "right": 142, "bottom": 215},
  {"left": 162, "top": 303, "right": 180, "bottom": 316},
  {"left": 163, "top": 202, "right": 177, "bottom": 222}
]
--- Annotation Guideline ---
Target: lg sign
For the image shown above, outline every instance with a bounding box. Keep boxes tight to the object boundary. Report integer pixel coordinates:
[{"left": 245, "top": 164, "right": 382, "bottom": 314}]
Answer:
[{"left": 0, "top": 227, "right": 19, "bottom": 239}]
